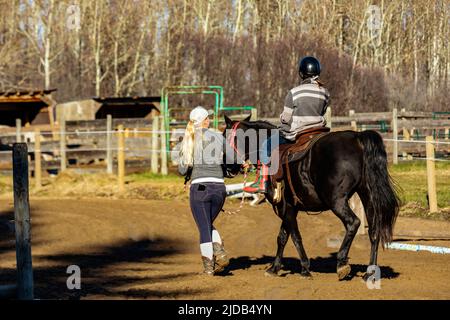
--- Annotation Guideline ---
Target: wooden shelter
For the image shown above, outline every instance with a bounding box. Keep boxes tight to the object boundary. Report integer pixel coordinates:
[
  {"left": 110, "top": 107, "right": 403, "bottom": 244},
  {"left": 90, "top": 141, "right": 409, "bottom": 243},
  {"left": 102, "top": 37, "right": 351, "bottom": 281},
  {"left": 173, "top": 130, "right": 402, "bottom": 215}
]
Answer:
[
  {"left": 0, "top": 89, "right": 56, "bottom": 127},
  {"left": 56, "top": 96, "right": 161, "bottom": 122},
  {"left": 93, "top": 96, "right": 160, "bottom": 119}
]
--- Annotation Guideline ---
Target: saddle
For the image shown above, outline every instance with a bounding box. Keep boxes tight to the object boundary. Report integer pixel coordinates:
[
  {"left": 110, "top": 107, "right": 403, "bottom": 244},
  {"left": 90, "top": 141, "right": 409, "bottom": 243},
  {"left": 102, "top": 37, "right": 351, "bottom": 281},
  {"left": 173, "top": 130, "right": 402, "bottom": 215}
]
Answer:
[{"left": 271, "top": 127, "right": 330, "bottom": 183}]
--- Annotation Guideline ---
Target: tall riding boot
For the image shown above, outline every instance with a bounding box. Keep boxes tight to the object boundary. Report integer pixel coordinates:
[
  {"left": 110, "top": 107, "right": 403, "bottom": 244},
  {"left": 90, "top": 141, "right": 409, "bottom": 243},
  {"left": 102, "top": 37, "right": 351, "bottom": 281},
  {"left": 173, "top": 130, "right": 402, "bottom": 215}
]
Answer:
[
  {"left": 243, "top": 162, "right": 269, "bottom": 193},
  {"left": 202, "top": 256, "right": 215, "bottom": 276},
  {"left": 213, "top": 242, "right": 229, "bottom": 272}
]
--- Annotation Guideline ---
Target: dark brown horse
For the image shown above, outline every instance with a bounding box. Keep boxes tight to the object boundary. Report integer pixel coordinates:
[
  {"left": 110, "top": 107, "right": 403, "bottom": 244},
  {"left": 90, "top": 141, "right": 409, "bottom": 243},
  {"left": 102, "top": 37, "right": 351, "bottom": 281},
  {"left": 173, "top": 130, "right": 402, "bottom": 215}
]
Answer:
[{"left": 223, "top": 115, "right": 400, "bottom": 280}]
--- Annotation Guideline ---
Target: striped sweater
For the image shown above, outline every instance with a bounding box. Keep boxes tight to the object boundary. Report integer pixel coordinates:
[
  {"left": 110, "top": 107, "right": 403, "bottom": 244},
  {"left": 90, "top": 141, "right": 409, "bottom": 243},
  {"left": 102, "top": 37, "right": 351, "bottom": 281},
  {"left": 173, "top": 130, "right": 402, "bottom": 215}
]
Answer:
[{"left": 279, "top": 78, "right": 330, "bottom": 141}]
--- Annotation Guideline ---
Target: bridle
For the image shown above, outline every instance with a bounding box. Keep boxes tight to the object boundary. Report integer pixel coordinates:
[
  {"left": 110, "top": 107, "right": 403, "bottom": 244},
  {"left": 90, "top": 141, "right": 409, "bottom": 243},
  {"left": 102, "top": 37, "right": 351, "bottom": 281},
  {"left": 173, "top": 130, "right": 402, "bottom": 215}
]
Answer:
[
  {"left": 223, "top": 121, "right": 249, "bottom": 215},
  {"left": 227, "top": 121, "right": 245, "bottom": 164}
]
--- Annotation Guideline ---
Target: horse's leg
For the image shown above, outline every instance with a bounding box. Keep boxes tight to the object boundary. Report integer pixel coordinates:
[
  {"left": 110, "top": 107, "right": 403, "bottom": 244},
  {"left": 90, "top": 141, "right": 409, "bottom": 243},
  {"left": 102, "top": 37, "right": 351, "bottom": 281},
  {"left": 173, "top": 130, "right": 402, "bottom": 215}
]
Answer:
[
  {"left": 357, "top": 189, "right": 380, "bottom": 281},
  {"left": 285, "top": 210, "right": 312, "bottom": 278},
  {"left": 265, "top": 220, "right": 290, "bottom": 277},
  {"left": 364, "top": 230, "right": 380, "bottom": 282},
  {"left": 331, "top": 198, "right": 361, "bottom": 280}
]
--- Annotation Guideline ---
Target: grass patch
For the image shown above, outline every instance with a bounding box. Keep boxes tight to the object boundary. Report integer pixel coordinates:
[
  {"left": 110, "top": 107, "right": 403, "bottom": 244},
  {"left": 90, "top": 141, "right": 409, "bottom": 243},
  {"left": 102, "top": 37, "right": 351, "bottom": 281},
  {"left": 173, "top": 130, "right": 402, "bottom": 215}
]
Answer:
[{"left": 389, "top": 161, "right": 450, "bottom": 212}]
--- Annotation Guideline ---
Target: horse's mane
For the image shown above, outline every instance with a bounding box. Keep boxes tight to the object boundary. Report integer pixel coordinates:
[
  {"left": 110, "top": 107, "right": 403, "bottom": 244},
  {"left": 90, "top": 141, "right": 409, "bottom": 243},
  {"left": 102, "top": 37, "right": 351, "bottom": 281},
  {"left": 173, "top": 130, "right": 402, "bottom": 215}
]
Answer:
[{"left": 241, "top": 120, "right": 277, "bottom": 130}]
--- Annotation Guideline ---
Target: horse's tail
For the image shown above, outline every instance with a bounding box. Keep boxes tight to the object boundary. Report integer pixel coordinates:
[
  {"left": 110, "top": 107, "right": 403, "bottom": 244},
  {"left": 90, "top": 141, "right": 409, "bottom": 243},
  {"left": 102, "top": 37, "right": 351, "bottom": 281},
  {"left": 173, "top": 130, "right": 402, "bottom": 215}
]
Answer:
[{"left": 357, "top": 130, "right": 400, "bottom": 246}]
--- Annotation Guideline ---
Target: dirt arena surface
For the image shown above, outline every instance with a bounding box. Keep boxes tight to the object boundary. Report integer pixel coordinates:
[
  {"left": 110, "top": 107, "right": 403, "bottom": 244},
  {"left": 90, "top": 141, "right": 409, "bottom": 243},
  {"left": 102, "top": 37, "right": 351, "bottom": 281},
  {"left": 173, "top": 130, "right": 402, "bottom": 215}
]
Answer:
[{"left": 0, "top": 198, "right": 449, "bottom": 300}]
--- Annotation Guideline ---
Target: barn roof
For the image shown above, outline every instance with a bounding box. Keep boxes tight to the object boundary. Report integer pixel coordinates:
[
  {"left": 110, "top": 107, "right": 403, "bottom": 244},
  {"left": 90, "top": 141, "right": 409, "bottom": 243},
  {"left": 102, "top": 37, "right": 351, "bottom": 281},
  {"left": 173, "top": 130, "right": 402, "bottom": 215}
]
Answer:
[
  {"left": 93, "top": 96, "right": 160, "bottom": 106},
  {"left": 0, "top": 89, "right": 57, "bottom": 126},
  {"left": 0, "top": 89, "right": 57, "bottom": 102}
]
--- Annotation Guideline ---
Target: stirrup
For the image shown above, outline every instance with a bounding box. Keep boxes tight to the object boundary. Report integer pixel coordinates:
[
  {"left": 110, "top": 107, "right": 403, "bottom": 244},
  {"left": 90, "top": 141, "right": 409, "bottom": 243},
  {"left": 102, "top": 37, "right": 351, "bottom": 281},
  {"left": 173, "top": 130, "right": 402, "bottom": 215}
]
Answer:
[{"left": 273, "top": 181, "right": 283, "bottom": 204}]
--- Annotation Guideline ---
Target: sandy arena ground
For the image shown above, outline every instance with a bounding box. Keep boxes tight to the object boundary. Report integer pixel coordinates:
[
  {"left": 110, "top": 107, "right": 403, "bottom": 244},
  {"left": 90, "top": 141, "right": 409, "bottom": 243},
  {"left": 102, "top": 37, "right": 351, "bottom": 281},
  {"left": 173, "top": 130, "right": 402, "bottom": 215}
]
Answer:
[{"left": 0, "top": 198, "right": 449, "bottom": 299}]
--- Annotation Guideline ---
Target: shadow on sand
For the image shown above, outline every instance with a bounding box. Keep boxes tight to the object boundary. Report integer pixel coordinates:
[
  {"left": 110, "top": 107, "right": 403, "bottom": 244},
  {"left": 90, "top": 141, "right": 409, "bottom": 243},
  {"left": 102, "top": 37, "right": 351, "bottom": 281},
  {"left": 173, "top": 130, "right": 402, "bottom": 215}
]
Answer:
[
  {"left": 0, "top": 208, "right": 204, "bottom": 299},
  {"left": 220, "top": 253, "right": 400, "bottom": 280}
]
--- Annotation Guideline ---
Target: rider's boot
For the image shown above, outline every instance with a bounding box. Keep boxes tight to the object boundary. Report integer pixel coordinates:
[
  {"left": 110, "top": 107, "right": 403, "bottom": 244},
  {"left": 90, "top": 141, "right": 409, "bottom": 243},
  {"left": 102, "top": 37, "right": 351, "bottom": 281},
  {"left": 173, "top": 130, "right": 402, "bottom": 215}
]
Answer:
[{"left": 243, "top": 162, "right": 269, "bottom": 193}]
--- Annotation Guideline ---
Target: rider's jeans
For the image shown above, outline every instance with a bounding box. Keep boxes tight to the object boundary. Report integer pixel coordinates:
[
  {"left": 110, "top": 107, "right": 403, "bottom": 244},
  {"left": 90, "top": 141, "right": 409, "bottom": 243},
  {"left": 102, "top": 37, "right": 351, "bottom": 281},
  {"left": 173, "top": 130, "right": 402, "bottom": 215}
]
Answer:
[{"left": 260, "top": 134, "right": 293, "bottom": 165}]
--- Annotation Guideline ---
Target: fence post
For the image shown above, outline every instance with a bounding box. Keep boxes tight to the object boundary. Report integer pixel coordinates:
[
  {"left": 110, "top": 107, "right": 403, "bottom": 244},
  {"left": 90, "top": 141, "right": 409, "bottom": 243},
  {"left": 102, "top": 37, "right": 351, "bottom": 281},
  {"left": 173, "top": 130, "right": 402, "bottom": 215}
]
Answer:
[
  {"left": 117, "top": 125, "right": 125, "bottom": 192},
  {"left": 16, "top": 119, "right": 22, "bottom": 143},
  {"left": 392, "top": 108, "right": 398, "bottom": 165},
  {"left": 325, "top": 107, "right": 332, "bottom": 129},
  {"left": 251, "top": 107, "right": 258, "bottom": 121},
  {"left": 349, "top": 194, "right": 366, "bottom": 235},
  {"left": 426, "top": 136, "right": 438, "bottom": 213},
  {"left": 106, "top": 115, "right": 113, "bottom": 174},
  {"left": 445, "top": 128, "right": 449, "bottom": 140},
  {"left": 34, "top": 129, "right": 41, "bottom": 189},
  {"left": 12, "top": 143, "right": 34, "bottom": 300},
  {"left": 151, "top": 116, "right": 159, "bottom": 174},
  {"left": 160, "top": 116, "right": 168, "bottom": 175},
  {"left": 60, "top": 115, "right": 67, "bottom": 172},
  {"left": 403, "top": 128, "right": 411, "bottom": 141},
  {"left": 351, "top": 120, "right": 357, "bottom": 132}
]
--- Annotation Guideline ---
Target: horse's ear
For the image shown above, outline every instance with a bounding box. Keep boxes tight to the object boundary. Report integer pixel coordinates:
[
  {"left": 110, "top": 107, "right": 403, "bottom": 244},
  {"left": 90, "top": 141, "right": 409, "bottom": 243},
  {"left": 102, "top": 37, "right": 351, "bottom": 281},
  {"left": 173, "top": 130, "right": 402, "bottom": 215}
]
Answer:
[
  {"left": 243, "top": 114, "right": 251, "bottom": 122},
  {"left": 224, "top": 115, "right": 233, "bottom": 127}
]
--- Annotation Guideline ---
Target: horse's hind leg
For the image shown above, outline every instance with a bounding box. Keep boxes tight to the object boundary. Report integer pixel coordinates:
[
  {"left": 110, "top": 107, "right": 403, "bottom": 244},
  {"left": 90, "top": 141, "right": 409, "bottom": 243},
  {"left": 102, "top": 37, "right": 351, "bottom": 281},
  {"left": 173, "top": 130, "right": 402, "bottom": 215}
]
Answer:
[
  {"left": 265, "top": 221, "right": 290, "bottom": 277},
  {"left": 285, "top": 210, "right": 312, "bottom": 278},
  {"left": 331, "top": 198, "right": 361, "bottom": 280},
  {"left": 357, "top": 190, "right": 380, "bottom": 281}
]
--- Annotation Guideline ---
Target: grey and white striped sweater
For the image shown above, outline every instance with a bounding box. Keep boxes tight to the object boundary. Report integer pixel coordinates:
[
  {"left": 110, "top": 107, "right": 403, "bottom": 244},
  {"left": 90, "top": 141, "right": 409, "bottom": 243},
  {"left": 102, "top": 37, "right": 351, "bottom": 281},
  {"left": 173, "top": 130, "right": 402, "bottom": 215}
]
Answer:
[{"left": 279, "top": 78, "right": 330, "bottom": 141}]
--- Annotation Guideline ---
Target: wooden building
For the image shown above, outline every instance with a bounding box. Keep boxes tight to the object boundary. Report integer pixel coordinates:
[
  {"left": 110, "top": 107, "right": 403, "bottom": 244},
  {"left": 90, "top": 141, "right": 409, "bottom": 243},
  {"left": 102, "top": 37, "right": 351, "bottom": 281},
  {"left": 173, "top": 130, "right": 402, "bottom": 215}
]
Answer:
[
  {"left": 56, "top": 96, "right": 161, "bottom": 122},
  {"left": 0, "top": 89, "right": 56, "bottom": 127}
]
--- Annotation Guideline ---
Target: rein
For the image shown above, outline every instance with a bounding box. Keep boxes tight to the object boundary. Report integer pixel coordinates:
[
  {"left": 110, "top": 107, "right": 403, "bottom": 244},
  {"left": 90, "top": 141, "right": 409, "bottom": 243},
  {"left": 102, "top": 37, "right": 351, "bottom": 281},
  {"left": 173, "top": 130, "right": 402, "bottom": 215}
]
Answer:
[
  {"left": 223, "top": 164, "right": 249, "bottom": 215},
  {"left": 223, "top": 121, "right": 250, "bottom": 215},
  {"left": 227, "top": 121, "right": 245, "bottom": 163}
]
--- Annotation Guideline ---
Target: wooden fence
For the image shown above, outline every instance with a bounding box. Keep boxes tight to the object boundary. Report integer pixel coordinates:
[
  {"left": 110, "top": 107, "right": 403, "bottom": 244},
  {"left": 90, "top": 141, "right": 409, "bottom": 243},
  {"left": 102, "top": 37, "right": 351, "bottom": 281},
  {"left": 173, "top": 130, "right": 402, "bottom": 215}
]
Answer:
[{"left": 0, "top": 109, "right": 448, "bottom": 215}]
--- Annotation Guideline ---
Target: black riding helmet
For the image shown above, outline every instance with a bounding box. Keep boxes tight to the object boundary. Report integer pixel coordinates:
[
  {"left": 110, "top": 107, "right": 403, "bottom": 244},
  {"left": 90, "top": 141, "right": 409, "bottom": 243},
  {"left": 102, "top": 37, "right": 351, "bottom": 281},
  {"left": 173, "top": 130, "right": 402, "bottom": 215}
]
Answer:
[{"left": 298, "top": 56, "right": 321, "bottom": 79}]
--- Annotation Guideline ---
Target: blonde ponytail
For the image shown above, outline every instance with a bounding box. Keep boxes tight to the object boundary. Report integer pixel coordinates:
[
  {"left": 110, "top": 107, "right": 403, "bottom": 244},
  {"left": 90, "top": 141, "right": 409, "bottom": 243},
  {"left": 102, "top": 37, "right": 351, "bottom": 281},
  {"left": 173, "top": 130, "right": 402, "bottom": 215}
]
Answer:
[{"left": 179, "top": 120, "right": 196, "bottom": 167}]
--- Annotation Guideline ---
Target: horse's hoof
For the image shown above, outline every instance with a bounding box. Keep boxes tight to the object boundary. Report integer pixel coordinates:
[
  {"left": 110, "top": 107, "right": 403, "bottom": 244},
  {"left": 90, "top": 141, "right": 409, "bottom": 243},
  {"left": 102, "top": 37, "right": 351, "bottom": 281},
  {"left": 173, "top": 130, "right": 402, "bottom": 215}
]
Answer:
[
  {"left": 264, "top": 269, "right": 279, "bottom": 277},
  {"left": 337, "top": 264, "right": 351, "bottom": 280},
  {"left": 362, "top": 271, "right": 375, "bottom": 282},
  {"left": 300, "top": 270, "right": 313, "bottom": 279}
]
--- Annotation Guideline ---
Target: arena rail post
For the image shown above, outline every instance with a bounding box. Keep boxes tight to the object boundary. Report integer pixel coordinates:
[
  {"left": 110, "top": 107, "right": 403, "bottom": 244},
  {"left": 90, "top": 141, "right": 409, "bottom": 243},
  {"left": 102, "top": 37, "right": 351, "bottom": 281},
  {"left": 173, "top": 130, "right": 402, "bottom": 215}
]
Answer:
[
  {"left": 13, "top": 143, "right": 34, "bottom": 300},
  {"left": 251, "top": 107, "right": 258, "bottom": 121},
  {"left": 445, "top": 128, "right": 449, "bottom": 140},
  {"left": 59, "top": 115, "right": 67, "bottom": 172},
  {"left": 349, "top": 194, "right": 366, "bottom": 235},
  {"left": 403, "top": 127, "right": 410, "bottom": 141},
  {"left": 106, "top": 115, "right": 113, "bottom": 174},
  {"left": 34, "top": 129, "right": 41, "bottom": 189},
  {"left": 160, "top": 116, "right": 168, "bottom": 175},
  {"left": 16, "top": 118, "right": 22, "bottom": 143},
  {"left": 392, "top": 108, "right": 398, "bottom": 165},
  {"left": 117, "top": 125, "right": 125, "bottom": 192},
  {"left": 151, "top": 116, "right": 159, "bottom": 174},
  {"left": 325, "top": 107, "right": 332, "bottom": 129},
  {"left": 425, "top": 136, "right": 438, "bottom": 213}
]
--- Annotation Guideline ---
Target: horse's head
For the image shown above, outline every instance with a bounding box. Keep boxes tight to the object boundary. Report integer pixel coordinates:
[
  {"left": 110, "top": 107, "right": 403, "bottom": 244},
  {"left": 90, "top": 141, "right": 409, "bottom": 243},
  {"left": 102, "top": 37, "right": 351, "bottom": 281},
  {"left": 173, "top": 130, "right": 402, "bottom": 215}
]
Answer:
[{"left": 222, "top": 114, "right": 251, "bottom": 178}]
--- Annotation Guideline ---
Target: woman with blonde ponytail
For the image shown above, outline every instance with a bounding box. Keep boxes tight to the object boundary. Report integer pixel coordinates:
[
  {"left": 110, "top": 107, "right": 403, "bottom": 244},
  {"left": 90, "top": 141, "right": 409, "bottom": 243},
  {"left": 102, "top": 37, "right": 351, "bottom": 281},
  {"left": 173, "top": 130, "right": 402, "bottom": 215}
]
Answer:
[
  {"left": 179, "top": 120, "right": 195, "bottom": 168},
  {"left": 178, "top": 106, "right": 230, "bottom": 276}
]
